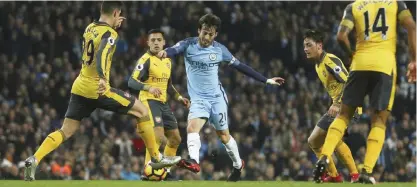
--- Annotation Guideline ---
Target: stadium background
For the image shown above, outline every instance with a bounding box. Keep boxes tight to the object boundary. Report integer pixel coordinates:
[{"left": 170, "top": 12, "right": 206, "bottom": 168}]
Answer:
[{"left": 0, "top": 1, "right": 415, "bottom": 182}]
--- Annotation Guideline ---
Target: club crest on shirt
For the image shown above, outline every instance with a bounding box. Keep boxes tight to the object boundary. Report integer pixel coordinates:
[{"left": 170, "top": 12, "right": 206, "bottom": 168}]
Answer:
[
  {"left": 209, "top": 53, "right": 217, "bottom": 61},
  {"left": 155, "top": 116, "right": 162, "bottom": 123},
  {"left": 166, "top": 62, "right": 171, "bottom": 69}
]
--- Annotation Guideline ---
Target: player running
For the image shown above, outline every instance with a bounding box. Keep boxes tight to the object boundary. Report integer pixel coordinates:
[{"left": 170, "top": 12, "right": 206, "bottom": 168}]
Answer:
[
  {"left": 157, "top": 13, "right": 285, "bottom": 182},
  {"left": 24, "top": 1, "right": 180, "bottom": 181},
  {"left": 303, "top": 29, "right": 359, "bottom": 183},
  {"left": 315, "top": 0, "right": 416, "bottom": 184},
  {"left": 128, "top": 29, "right": 191, "bottom": 181}
]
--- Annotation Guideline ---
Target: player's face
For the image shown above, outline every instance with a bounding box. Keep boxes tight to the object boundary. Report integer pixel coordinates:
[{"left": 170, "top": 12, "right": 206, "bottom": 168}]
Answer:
[
  {"left": 303, "top": 38, "right": 322, "bottom": 59},
  {"left": 198, "top": 25, "right": 217, "bottom": 47},
  {"left": 147, "top": 33, "right": 166, "bottom": 54}
]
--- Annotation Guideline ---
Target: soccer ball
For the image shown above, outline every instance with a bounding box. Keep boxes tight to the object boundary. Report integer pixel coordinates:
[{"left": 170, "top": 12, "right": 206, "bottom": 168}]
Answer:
[{"left": 143, "top": 164, "right": 167, "bottom": 181}]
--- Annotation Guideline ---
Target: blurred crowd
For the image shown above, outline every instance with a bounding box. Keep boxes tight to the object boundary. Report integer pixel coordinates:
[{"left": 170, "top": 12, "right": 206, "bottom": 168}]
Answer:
[{"left": 0, "top": 1, "right": 416, "bottom": 182}]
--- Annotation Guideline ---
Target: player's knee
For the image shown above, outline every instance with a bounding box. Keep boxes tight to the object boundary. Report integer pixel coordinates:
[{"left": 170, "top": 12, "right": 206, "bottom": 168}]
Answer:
[
  {"left": 307, "top": 135, "right": 316, "bottom": 148},
  {"left": 131, "top": 100, "right": 149, "bottom": 118},
  {"left": 61, "top": 118, "right": 81, "bottom": 138},
  {"left": 371, "top": 110, "right": 390, "bottom": 125},
  {"left": 187, "top": 122, "right": 201, "bottom": 133},
  {"left": 338, "top": 104, "right": 355, "bottom": 120}
]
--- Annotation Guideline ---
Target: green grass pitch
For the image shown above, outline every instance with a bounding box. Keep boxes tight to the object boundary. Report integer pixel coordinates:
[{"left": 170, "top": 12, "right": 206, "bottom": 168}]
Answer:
[{"left": 0, "top": 181, "right": 415, "bottom": 187}]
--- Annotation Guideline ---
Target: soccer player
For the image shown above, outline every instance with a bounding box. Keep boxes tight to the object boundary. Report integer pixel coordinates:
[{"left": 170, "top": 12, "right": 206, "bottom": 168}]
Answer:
[
  {"left": 157, "top": 13, "right": 284, "bottom": 182},
  {"left": 24, "top": 1, "right": 180, "bottom": 181},
  {"left": 303, "top": 29, "right": 359, "bottom": 183},
  {"left": 128, "top": 29, "right": 191, "bottom": 180},
  {"left": 315, "top": 0, "right": 416, "bottom": 184}
]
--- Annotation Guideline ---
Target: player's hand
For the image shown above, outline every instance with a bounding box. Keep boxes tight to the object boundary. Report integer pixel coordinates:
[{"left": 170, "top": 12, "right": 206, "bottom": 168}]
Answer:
[
  {"left": 266, "top": 77, "right": 285, "bottom": 86},
  {"left": 327, "top": 103, "right": 340, "bottom": 117},
  {"left": 157, "top": 50, "right": 167, "bottom": 58},
  {"left": 98, "top": 78, "right": 107, "bottom": 95},
  {"left": 178, "top": 97, "right": 191, "bottom": 109},
  {"left": 149, "top": 87, "right": 162, "bottom": 98},
  {"left": 115, "top": 16, "right": 126, "bottom": 29},
  {"left": 406, "top": 61, "right": 416, "bottom": 83}
]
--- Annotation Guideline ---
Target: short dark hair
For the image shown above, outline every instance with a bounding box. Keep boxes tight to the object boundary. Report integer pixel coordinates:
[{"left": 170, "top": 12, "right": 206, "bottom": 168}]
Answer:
[
  {"left": 101, "top": 1, "right": 124, "bottom": 15},
  {"left": 147, "top": 29, "right": 165, "bottom": 38},
  {"left": 304, "top": 29, "right": 324, "bottom": 43},
  {"left": 198, "top": 14, "right": 221, "bottom": 31}
]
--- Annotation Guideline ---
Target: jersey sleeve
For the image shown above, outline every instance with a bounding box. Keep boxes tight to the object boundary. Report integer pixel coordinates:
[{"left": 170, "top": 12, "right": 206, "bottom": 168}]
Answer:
[
  {"left": 165, "top": 38, "right": 193, "bottom": 57},
  {"left": 96, "top": 31, "right": 117, "bottom": 79},
  {"left": 128, "top": 57, "right": 151, "bottom": 91},
  {"left": 219, "top": 43, "right": 240, "bottom": 65},
  {"left": 397, "top": 1, "right": 412, "bottom": 22},
  {"left": 326, "top": 57, "right": 349, "bottom": 83},
  {"left": 340, "top": 3, "right": 355, "bottom": 30}
]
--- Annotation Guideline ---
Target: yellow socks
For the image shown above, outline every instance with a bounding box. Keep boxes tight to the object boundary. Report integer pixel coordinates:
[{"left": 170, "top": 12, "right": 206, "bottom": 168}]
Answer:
[
  {"left": 164, "top": 143, "right": 178, "bottom": 157},
  {"left": 335, "top": 141, "right": 358, "bottom": 174},
  {"left": 364, "top": 123, "right": 386, "bottom": 173},
  {"left": 34, "top": 130, "right": 65, "bottom": 163},
  {"left": 321, "top": 117, "right": 348, "bottom": 158},
  {"left": 326, "top": 156, "right": 339, "bottom": 177},
  {"left": 145, "top": 142, "right": 161, "bottom": 164},
  {"left": 137, "top": 119, "right": 160, "bottom": 162}
]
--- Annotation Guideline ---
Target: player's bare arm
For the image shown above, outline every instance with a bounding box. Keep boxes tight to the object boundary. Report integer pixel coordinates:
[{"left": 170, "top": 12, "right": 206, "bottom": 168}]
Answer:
[
  {"left": 399, "top": 6, "right": 416, "bottom": 82},
  {"left": 168, "top": 82, "right": 190, "bottom": 108},
  {"left": 336, "top": 25, "right": 353, "bottom": 58},
  {"left": 337, "top": 3, "right": 354, "bottom": 59}
]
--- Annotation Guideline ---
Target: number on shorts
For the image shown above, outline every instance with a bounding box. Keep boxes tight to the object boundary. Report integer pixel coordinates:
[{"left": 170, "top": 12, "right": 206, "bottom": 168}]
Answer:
[{"left": 219, "top": 112, "right": 226, "bottom": 125}]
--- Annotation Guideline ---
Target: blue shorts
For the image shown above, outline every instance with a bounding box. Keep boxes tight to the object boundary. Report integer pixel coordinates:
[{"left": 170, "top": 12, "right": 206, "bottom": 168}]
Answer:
[{"left": 188, "top": 99, "right": 228, "bottom": 131}]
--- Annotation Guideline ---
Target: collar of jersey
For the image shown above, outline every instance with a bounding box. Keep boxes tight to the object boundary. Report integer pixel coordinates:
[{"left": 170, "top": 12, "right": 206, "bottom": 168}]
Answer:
[
  {"left": 94, "top": 21, "right": 114, "bottom": 30},
  {"left": 147, "top": 50, "right": 157, "bottom": 56},
  {"left": 196, "top": 40, "right": 213, "bottom": 49},
  {"left": 318, "top": 51, "right": 327, "bottom": 64}
]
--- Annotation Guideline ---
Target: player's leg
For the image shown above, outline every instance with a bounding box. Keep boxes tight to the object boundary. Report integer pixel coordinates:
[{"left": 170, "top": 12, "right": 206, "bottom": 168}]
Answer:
[
  {"left": 335, "top": 140, "right": 359, "bottom": 182},
  {"left": 177, "top": 100, "right": 210, "bottom": 173},
  {"left": 144, "top": 126, "right": 165, "bottom": 164},
  {"left": 162, "top": 107, "right": 181, "bottom": 181},
  {"left": 360, "top": 71, "right": 396, "bottom": 184},
  {"left": 99, "top": 88, "right": 179, "bottom": 169},
  {"left": 315, "top": 71, "right": 367, "bottom": 182},
  {"left": 308, "top": 116, "right": 340, "bottom": 182},
  {"left": 161, "top": 104, "right": 181, "bottom": 160},
  {"left": 142, "top": 100, "right": 166, "bottom": 165},
  {"left": 25, "top": 94, "right": 95, "bottom": 181},
  {"left": 210, "top": 99, "right": 243, "bottom": 182}
]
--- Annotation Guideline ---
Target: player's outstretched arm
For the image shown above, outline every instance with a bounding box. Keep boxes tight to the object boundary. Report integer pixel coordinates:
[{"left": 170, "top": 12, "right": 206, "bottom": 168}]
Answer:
[
  {"left": 398, "top": 1, "right": 416, "bottom": 82},
  {"left": 167, "top": 78, "right": 190, "bottom": 108},
  {"left": 398, "top": 1, "right": 416, "bottom": 62},
  {"left": 337, "top": 3, "right": 354, "bottom": 58},
  {"left": 219, "top": 43, "right": 284, "bottom": 86},
  {"left": 158, "top": 38, "right": 192, "bottom": 58}
]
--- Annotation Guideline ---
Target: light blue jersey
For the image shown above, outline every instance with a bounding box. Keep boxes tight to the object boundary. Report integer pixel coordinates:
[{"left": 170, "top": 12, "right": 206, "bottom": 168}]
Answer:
[
  {"left": 166, "top": 37, "right": 267, "bottom": 130},
  {"left": 168, "top": 37, "right": 239, "bottom": 101},
  {"left": 166, "top": 37, "right": 240, "bottom": 129}
]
